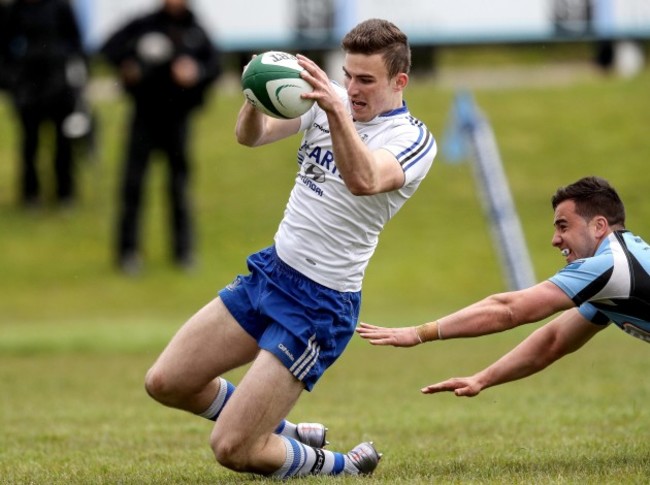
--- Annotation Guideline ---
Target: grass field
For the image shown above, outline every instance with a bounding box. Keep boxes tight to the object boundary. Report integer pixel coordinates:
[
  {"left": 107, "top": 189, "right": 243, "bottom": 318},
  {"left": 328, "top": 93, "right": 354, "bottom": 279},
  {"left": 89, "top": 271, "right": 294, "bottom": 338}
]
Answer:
[{"left": 1, "top": 54, "right": 649, "bottom": 483}]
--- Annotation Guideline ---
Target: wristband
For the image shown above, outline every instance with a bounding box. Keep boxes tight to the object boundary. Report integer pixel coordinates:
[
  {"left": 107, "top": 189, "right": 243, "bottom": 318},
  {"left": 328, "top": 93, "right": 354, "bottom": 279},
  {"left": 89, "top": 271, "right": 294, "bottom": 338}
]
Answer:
[{"left": 415, "top": 320, "right": 442, "bottom": 343}]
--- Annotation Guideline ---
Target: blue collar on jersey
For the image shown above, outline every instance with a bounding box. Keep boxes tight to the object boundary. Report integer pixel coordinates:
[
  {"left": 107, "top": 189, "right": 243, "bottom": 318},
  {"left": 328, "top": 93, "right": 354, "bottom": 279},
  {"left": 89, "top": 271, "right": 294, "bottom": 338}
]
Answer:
[
  {"left": 380, "top": 101, "right": 408, "bottom": 117},
  {"left": 354, "top": 101, "right": 408, "bottom": 124}
]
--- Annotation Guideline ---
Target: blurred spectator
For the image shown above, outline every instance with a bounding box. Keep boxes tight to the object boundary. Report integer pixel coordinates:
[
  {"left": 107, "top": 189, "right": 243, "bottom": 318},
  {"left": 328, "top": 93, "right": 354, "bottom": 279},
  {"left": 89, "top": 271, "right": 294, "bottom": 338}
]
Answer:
[
  {"left": 0, "top": 0, "right": 88, "bottom": 209},
  {"left": 100, "top": 0, "right": 221, "bottom": 275}
]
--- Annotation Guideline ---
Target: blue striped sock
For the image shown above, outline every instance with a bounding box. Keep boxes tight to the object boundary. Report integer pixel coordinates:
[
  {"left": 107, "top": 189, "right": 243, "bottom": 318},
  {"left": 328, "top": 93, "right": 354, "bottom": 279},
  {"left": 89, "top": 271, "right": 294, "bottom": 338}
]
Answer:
[
  {"left": 198, "top": 377, "right": 235, "bottom": 421},
  {"left": 272, "top": 436, "right": 346, "bottom": 478}
]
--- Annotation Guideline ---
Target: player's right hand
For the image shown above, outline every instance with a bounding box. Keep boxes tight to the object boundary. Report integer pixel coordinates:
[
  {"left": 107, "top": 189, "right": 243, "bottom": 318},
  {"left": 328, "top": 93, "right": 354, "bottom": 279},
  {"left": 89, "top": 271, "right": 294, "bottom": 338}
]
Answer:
[{"left": 421, "top": 377, "right": 482, "bottom": 397}]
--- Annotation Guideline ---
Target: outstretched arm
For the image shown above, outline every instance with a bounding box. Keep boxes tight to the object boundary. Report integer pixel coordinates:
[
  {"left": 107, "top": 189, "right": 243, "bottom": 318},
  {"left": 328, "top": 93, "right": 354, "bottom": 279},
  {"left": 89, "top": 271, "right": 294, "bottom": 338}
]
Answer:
[
  {"left": 422, "top": 309, "right": 604, "bottom": 397},
  {"left": 357, "top": 281, "right": 574, "bottom": 346}
]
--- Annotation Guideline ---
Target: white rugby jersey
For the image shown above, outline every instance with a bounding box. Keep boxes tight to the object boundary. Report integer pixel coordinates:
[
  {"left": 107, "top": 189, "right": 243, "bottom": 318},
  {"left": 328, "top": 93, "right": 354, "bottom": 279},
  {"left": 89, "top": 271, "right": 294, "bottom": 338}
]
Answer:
[{"left": 274, "top": 84, "right": 436, "bottom": 292}]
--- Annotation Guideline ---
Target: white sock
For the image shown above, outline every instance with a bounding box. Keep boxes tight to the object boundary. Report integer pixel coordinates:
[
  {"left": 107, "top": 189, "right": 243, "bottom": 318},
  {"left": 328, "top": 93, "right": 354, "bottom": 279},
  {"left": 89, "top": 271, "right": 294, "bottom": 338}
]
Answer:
[
  {"left": 272, "top": 436, "right": 355, "bottom": 478},
  {"left": 197, "top": 377, "right": 235, "bottom": 421},
  {"left": 274, "top": 420, "right": 298, "bottom": 439}
]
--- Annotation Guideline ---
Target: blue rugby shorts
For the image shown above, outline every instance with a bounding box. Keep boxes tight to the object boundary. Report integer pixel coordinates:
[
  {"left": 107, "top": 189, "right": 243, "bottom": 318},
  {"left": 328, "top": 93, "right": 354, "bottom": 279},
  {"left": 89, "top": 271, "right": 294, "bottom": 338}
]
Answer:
[{"left": 218, "top": 246, "right": 361, "bottom": 391}]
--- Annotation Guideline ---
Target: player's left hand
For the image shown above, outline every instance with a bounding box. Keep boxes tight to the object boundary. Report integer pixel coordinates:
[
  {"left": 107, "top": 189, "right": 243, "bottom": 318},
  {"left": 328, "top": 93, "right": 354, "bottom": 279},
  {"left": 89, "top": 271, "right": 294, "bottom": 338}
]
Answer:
[
  {"left": 356, "top": 322, "right": 421, "bottom": 347},
  {"left": 296, "top": 54, "right": 345, "bottom": 115}
]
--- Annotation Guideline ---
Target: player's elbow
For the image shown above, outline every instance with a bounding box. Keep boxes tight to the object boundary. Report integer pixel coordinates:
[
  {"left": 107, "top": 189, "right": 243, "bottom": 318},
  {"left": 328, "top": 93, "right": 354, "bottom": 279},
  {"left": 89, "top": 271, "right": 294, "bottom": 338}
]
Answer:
[
  {"left": 234, "top": 114, "right": 266, "bottom": 147},
  {"left": 484, "top": 294, "right": 522, "bottom": 331},
  {"left": 490, "top": 289, "right": 550, "bottom": 330},
  {"left": 345, "top": 176, "right": 380, "bottom": 196},
  {"left": 529, "top": 326, "right": 573, "bottom": 369},
  {"left": 548, "top": 333, "right": 583, "bottom": 360},
  {"left": 349, "top": 184, "right": 374, "bottom": 196},
  {"left": 237, "top": 138, "right": 256, "bottom": 148},
  {"left": 235, "top": 129, "right": 260, "bottom": 147}
]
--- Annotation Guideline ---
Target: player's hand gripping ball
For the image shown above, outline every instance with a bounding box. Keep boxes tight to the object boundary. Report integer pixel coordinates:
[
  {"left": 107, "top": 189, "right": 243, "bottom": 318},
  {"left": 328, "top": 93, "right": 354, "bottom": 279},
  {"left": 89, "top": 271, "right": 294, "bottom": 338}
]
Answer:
[{"left": 241, "top": 51, "right": 315, "bottom": 119}]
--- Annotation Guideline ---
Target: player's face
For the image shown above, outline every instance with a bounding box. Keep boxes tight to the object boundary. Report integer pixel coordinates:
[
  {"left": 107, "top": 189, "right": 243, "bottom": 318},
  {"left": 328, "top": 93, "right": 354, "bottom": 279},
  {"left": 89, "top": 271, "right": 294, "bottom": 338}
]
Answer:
[
  {"left": 342, "top": 53, "right": 407, "bottom": 122},
  {"left": 551, "top": 200, "right": 602, "bottom": 263}
]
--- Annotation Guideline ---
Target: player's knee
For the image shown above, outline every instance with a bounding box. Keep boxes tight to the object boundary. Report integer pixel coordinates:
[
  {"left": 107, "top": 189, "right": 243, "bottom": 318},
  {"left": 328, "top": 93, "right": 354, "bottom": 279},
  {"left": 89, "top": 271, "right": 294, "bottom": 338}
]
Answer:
[
  {"left": 144, "top": 365, "right": 181, "bottom": 405},
  {"left": 144, "top": 366, "right": 165, "bottom": 400},
  {"left": 210, "top": 431, "right": 251, "bottom": 471}
]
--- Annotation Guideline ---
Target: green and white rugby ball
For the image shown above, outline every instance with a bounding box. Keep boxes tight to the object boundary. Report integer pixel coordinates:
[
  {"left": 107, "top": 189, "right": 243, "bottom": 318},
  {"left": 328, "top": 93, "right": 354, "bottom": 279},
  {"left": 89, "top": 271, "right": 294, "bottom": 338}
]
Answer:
[{"left": 241, "top": 51, "right": 315, "bottom": 119}]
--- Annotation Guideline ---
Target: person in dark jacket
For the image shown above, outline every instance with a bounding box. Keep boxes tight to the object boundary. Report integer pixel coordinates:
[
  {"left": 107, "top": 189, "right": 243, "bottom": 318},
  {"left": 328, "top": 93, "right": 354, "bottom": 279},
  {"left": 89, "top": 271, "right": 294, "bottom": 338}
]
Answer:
[
  {"left": 101, "top": 0, "right": 221, "bottom": 274},
  {"left": 0, "top": 0, "right": 86, "bottom": 208}
]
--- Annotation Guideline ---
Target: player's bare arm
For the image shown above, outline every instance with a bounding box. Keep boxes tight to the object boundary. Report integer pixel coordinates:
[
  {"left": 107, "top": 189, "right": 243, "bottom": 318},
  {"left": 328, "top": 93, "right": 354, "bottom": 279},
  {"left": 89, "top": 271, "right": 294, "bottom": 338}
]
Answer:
[
  {"left": 297, "top": 54, "right": 405, "bottom": 195},
  {"left": 357, "top": 281, "right": 574, "bottom": 345},
  {"left": 235, "top": 101, "right": 301, "bottom": 147},
  {"left": 422, "top": 309, "right": 604, "bottom": 397}
]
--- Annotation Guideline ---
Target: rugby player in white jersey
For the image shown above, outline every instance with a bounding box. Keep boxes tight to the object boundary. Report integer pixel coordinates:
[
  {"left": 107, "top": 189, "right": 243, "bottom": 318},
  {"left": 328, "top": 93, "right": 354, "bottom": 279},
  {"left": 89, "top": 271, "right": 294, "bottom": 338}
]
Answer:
[
  {"left": 144, "top": 18, "right": 436, "bottom": 478},
  {"left": 359, "top": 176, "right": 650, "bottom": 401}
]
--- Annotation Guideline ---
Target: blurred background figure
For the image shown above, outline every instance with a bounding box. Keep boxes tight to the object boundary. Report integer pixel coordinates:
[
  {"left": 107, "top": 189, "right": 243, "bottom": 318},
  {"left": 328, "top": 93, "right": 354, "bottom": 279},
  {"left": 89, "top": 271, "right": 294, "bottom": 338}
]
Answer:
[
  {"left": 0, "top": 0, "right": 89, "bottom": 210},
  {"left": 100, "top": 0, "right": 222, "bottom": 275}
]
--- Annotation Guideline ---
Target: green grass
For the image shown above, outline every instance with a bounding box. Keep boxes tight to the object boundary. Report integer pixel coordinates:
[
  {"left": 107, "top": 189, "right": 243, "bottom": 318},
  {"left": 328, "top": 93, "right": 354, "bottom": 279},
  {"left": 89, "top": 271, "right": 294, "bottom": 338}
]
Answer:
[
  {"left": 1, "top": 330, "right": 649, "bottom": 483},
  {"left": 1, "top": 60, "right": 650, "bottom": 483}
]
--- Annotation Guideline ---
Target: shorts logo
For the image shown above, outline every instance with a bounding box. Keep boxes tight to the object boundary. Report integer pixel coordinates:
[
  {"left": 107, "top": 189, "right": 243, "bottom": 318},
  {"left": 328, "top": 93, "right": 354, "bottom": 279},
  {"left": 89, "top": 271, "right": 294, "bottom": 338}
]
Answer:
[
  {"left": 278, "top": 343, "right": 295, "bottom": 362},
  {"left": 225, "top": 276, "right": 241, "bottom": 291}
]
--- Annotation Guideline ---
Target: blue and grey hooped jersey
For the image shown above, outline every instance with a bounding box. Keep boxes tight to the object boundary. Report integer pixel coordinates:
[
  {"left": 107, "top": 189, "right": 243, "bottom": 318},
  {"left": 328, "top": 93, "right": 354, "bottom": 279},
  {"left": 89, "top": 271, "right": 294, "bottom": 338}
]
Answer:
[
  {"left": 274, "top": 83, "right": 436, "bottom": 292},
  {"left": 549, "top": 231, "right": 650, "bottom": 343}
]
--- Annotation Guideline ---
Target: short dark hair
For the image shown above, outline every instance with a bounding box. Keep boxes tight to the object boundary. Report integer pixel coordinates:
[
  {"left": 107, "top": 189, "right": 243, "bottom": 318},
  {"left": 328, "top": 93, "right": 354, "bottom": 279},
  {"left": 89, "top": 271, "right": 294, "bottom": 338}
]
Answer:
[
  {"left": 551, "top": 176, "right": 625, "bottom": 227},
  {"left": 341, "top": 18, "right": 411, "bottom": 78}
]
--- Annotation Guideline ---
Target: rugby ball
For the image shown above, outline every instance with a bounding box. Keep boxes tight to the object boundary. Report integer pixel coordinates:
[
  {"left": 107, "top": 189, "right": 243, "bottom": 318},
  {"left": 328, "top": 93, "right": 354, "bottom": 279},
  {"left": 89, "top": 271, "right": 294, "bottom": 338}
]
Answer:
[{"left": 241, "top": 51, "right": 315, "bottom": 119}]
